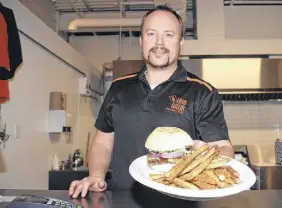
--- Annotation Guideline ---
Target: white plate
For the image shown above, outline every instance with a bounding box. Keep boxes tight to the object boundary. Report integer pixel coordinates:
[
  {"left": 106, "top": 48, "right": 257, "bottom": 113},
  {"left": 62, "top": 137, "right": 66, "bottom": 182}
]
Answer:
[{"left": 129, "top": 155, "right": 256, "bottom": 201}]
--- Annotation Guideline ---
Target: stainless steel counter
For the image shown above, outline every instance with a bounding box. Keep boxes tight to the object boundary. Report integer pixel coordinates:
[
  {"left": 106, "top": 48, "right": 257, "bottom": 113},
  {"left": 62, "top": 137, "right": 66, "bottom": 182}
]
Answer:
[
  {"left": 1, "top": 188, "right": 282, "bottom": 208},
  {"left": 247, "top": 144, "right": 282, "bottom": 190},
  {"left": 247, "top": 144, "right": 278, "bottom": 166}
]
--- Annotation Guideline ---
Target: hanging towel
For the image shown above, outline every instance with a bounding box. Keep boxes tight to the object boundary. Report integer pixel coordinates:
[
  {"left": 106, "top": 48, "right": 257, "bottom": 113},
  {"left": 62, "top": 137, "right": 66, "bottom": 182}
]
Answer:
[{"left": 0, "top": 3, "right": 23, "bottom": 80}]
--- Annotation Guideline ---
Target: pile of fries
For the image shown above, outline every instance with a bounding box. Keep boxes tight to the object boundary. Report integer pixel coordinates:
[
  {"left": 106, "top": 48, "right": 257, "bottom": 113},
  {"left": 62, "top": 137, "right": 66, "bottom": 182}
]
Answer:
[{"left": 149, "top": 144, "right": 240, "bottom": 190}]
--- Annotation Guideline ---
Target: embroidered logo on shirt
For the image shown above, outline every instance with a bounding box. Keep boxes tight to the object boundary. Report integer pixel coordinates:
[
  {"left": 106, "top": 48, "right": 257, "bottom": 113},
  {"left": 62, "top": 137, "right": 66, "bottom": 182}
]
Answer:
[{"left": 166, "top": 95, "right": 188, "bottom": 114}]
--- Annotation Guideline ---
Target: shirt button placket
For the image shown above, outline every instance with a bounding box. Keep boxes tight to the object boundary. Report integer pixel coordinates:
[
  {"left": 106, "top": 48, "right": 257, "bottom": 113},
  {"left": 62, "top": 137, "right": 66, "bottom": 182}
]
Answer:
[
  {"left": 142, "top": 94, "right": 154, "bottom": 112},
  {"left": 148, "top": 95, "right": 154, "bottom": 102}
]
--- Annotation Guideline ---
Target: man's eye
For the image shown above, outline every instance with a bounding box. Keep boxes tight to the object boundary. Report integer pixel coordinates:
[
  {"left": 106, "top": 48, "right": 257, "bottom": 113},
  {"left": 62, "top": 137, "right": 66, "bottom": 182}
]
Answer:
[
  {"left": 165, "top": 33, "right": 173, "bottom": 38},
  {"left": 148, "top": 32, "right": 155, "bottom": 36}
]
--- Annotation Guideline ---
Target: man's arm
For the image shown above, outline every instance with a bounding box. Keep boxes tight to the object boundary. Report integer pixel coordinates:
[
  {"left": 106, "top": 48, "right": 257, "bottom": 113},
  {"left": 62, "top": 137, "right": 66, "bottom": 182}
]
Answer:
[
  {"left": 195, "top": 89, "right": 234, "bottom": 158},
  {"left": 68, "top": 130, "right": 114, "bottom": 198},
  {"left": 88, "top": 130, "right": 114, "bottom": 179},
  {"left": 69, "top": 82, "right": 116, "bottom": 198}
]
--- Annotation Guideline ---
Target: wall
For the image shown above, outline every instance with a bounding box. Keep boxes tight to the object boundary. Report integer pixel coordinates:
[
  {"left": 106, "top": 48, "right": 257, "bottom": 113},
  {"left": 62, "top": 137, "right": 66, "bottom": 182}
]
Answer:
[
  {"left": 19, "top": 0, "right": 56, "bottom": 31},
  {"left": 224, "top": 6, "right": 282, "bottom": 39},
  {"left": 1, "top": 0, "right": 101, "bottom": 80},
  {"left": 69, "top": 5, "right": 282, "bottom": 146},
  {"left": 0, "top": 1, "right": 99, "bottom": 189},
  {"left": 69, "top": 35, "right": 141, "bottom": 71}
]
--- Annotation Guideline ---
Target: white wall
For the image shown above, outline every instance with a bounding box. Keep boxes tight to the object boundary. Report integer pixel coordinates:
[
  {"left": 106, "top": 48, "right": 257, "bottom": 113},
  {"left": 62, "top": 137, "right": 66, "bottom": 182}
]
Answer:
[
  {"left": 224, "top": 6, "right": 282, "bottom": 39},
  {"left": 69, "top": 36, "right": 141, "bottom": 71},
  {"left": 184, "top": 5, "right": 282, "bottom": 55},
  {"left": 19, "top": 0, "right": 56, "bottom": 31},
  {"left": 0, "top": 1, "right": 99, "bottom": 189},
  {"left": 0, "top": 34, "right": 97, "bottom": 189}
]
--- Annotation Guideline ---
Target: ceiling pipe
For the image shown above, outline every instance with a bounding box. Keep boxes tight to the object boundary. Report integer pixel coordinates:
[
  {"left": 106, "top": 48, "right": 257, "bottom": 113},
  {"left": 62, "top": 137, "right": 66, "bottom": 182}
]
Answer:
[
  {"left": 68, "top": 18, "right": 142, "bottom": 31},
  {"left": 67, "top": 1, "right": 187, "bottom": 32}
]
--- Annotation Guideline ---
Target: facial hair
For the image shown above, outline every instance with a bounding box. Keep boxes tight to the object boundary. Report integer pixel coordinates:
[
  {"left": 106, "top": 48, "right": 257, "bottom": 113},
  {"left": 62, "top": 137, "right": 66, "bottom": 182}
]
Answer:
[
  {"left": 143, "top": 46, "right": 179, "bottom": 69},
  {"left": 145, "top": 46, "right": 170, "bottom": 69}
]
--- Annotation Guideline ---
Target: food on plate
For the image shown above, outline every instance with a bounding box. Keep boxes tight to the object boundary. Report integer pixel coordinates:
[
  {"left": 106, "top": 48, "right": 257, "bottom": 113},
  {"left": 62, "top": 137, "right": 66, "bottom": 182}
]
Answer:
[
  {"left": 148, "top": 144, "right": 240, "bottom": 190},
  {"left": 204, "top": 169, "right": 231, "bottom": 188},
  {"left": 166, "top": 145, "right": 209, "bottom": 183},
  {"left": 191, "top": 180, "right": 217, "bottom": 190},
  {"left": 145, "top": 127, "right": 194, "bottom": 167},
  {"left": 179, "top": 153, "right": 217, "bottom": 181},
  {"left": 207, "top": 156, "right": 231, "bottom": 169},
  {"left": 192, "top": 171, "right": 216, "bottom": 185},
  {"left": 173, "top": 178, "right": 199, "bottom": 189},
  {"left": 181, "top": 146, "right": 217, "bottom": 175}
]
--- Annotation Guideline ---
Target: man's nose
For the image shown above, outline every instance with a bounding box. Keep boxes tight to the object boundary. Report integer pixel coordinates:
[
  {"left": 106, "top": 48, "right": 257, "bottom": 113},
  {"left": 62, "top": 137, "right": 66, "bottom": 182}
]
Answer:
[{"left": 156, "top": 34, "right": 164, "bottom": 45}]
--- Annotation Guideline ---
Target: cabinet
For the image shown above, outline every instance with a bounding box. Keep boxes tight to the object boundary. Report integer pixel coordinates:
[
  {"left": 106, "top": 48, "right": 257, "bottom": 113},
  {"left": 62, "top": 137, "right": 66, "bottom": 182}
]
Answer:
[{"left": 48, "top": 170, "right": 112, "bottom": 190}]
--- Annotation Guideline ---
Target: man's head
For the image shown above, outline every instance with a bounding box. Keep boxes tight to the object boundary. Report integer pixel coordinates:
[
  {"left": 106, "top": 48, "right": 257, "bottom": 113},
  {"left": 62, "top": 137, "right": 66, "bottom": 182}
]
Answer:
[{"left": 139, "top": 4, "right": 184, "bottom": 69}]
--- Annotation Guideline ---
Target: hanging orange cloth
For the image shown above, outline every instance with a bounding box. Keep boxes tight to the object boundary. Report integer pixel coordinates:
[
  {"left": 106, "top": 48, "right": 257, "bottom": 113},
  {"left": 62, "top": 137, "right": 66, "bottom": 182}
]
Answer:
[
  {"left": 0, "top": 3, "right": 23, "bottom": 79},
  {"left": 0, "top": 10, "right": 9, "bottom": 104},
  {"left": 0, "top": 11, "right": 9, "bottom": 72},
  {"left": 0, "top": 80, "right": 9, "bottom": 104}
]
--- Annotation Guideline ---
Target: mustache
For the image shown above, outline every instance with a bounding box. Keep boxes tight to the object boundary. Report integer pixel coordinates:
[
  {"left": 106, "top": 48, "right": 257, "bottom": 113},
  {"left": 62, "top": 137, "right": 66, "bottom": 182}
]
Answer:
[{"left": 149, "top": 46, "right": 170, "bottom": 53}]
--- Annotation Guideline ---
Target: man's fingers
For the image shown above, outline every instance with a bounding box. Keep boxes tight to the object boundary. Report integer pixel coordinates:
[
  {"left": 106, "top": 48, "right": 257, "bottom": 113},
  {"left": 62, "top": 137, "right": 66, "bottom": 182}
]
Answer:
[
  {"left": 98, "top": 181, "right": 105, "bottom": 189},
  {"left": 68, "top": 180, "right": 79, "bottom": 196},
  {"left": 90, "top": 180, "right": 107, "bottom": 192},
  {"left": 69, "top": 178, "right": 106, "bottom": 198},
  {"left": 98, "top": 181, "right": 107, "bottom": 190},
  {"left": 72, "top": 183, "right": 83, "bottom": 198},
  {"left": 81, "top": 181, "right": 92, "bottom": 198},
  {"left": 194, "top": 140, "right": 207, "bottom": 149}
]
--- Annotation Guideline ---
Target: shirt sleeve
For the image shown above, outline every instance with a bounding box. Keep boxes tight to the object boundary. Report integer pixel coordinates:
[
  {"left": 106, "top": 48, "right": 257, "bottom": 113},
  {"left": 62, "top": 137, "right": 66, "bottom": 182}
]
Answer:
[
  {"left": 94, "top": 84, "right": 116, "bottom": 133},
  {"left": 195, "top": 90, "right": 230, "bottom": 142}
]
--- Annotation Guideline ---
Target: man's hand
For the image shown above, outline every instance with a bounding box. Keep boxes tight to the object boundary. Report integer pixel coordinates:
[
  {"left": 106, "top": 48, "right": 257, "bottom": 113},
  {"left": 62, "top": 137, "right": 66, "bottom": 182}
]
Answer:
[
  {"left": 68, "top": 176, "right": 107, "bottom": 198},
  {"left": 194, "top": 140, "right": 235, "bottom": 159}
]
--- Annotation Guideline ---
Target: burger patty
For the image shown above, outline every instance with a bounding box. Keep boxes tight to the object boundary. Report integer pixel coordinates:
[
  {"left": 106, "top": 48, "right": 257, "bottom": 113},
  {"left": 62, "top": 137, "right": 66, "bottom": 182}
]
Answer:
[
  {"left": 147, "top": 154, "right": 187, "bottom": 165},
  {"left": 147, "top": 157, "right": 170, "bottom": 165}
]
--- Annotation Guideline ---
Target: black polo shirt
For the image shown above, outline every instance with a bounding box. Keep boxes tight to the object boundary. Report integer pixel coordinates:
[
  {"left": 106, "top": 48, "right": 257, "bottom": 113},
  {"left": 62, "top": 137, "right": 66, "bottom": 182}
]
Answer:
[{"left": 95, "top": 60, "right": 229, "bottom": 190}]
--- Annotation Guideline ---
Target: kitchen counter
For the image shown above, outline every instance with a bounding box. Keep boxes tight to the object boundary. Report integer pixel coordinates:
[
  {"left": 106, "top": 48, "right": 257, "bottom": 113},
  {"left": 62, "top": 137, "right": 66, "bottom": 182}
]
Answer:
[
  {"left": 0, "top": 186, "right": 282, "bottom": 208},
  {"left": 247, "top": 144, "right": 278, "bottom": 166},
  {"left": 247, "top": 144, "right": 282, "bottom": 190}
]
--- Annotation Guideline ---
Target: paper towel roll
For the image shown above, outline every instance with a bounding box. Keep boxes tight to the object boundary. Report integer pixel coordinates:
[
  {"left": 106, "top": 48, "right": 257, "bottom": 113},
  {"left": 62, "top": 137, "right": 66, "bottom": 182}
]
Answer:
[{"left": 49, "top": 91, "right": 66, "bottom": 110}]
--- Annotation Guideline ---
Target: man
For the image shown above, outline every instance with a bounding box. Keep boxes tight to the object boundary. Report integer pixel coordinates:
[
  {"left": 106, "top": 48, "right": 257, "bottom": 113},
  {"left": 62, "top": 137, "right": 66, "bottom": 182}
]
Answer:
[{"left": 69, "top": 4, "right": 234, "bottom": 198}]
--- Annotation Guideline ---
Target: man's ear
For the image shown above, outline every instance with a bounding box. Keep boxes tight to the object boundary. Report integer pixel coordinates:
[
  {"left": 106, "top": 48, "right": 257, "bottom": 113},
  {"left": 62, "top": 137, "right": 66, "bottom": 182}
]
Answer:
[
  {"left": 139, "top": 35, "right": 142, "bottom": 47},
  {"left": 180, "top": 37, "right": 184, "bottom": 49}
]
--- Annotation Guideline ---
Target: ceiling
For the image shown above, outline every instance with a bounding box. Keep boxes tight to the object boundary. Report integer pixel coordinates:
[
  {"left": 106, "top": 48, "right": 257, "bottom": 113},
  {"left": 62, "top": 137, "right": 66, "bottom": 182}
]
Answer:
[
  {"left": 19, "top": 0, "right": 193, "bottom": 32},
  {"left": 52, "top": 0, "right": 193, "bottom": 13},
  {"left": 19, "top": 0, "right": 282, "bottom": 36}
]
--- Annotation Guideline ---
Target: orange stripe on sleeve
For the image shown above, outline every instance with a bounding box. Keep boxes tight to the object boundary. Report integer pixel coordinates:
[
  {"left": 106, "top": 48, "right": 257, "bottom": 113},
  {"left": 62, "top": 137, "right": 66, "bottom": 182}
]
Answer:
[
  {"left": 113, "top": 74, "right": 138, "bottom": 82},
  {"left": 187, "top": 77, "right": 213, "bottom": 91}
]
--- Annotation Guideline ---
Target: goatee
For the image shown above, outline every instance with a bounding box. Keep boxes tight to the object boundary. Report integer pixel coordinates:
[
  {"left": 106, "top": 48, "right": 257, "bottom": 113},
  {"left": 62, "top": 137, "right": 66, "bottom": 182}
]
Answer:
[
  {"left": 144, "top": 46, "right": 171, "bottom": 69},
  {"left": 146, "top": 55, "right": 170, "bottom": 69}
]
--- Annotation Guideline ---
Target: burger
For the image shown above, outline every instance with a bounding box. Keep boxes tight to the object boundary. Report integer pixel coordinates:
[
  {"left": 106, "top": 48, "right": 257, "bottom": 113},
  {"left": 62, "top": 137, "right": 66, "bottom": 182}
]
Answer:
[{"left": 145, "top": 127, "right": 194, "bottom": 168}]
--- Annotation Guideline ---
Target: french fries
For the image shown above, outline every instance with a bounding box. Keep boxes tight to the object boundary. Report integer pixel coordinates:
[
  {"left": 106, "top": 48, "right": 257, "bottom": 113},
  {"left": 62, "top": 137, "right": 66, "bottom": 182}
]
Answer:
[
  {"left": 173, "top": 178, "right": 199, "bottom": 189},
  {"left": 181, "top": 146, "right": 217, "bottom": 175},
  {"left": 165, "top": 144, "right": 209, "bottom": 183},
  {"left": 149, "top": 145, "right": 241, "bottom": 190},
  {"left": 149, "top": 173, "right": 165, "bottom": 180},
  {"left": 180, "top": 152, "right": 218, "bottom": 181}
]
